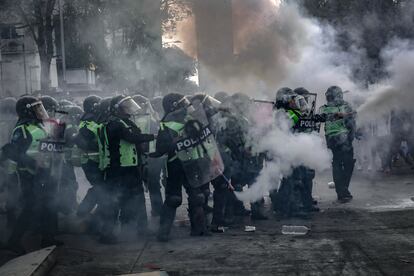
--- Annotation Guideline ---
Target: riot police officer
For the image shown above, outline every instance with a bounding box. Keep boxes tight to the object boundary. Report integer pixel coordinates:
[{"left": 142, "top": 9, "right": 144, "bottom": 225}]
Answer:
[
  {"left": 155, "top": 93, "right": 212, "bottom": 242},
  {"left": 58, "top": 104, "right": 83, "bottom": 214},
  {"left": 0, "top": 97, "right": 18, "bottom": 227},
  {"left": 1, "top": 96, "right": 61, "bottom": 254},
  {"left": 230, "top": 93, "right": 267, "bottom": 220},
  {"left": 190, "top": 93, "right": 237, "bottom": 231},
  {"left": 271, "top": 88, "right": 313, "bottom": 217},
  {"left": 319, "top": 86, "right": 356, "bottom": 203},
  {"left": 99, "top": 95, "right": 155, "bottom": 243},
  {"left": 132, "top": 94, "right": 163, "bottom": 217},
  {"left": 293, "top": 87, "right": 320, "bottom": 211},
  {"left": 76, "top": 95, "right": 103, "bottom": 220},
  {"left": 40, "top": 95, "right": 59, "bottom": 117}
]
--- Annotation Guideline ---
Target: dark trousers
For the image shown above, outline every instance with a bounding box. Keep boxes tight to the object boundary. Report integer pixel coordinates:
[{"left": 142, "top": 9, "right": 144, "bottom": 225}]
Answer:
[
  {"left": 211, "top": 175, "right": 234, "bottom": 226},
  {"left": 271, "top": 167, "right": 309, "bottom": 216},
  {"left": 300, "top": 167, "right": 315, "bottom": 210},
  {"left": 270, "top": 168, "right": 303, "bottom": 216},
  {"left": 78, "top": 160, "right": 104, "bottom": 216},
  {"left": 5, "top": 173, "right": 20, "bottom": 228},
  {"left": 8, "top": 171, "right": 58, "bottom": 246},
  {"left": 331, "top": 146, "right": 355, "bottom": 199},
  {"left": 159, "top": 161, "right": 208, "bottom": 238},
  {"left": 146, "top": 157, "right": 164, "bottom": 216},
  {"left": 58, "top": 162, "right": 78, "bottom": 214},
  {"left": 101, "top": 167, "right": 147, "bottom": 237}
]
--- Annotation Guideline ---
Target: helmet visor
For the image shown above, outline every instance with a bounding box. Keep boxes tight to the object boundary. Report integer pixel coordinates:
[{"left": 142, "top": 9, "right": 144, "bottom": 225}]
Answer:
[
  {"left": 30, "top": 101, "right": 49, "bottom": 120},
  {"left": 294, "top": 96, "right": 310, "bottom": 114},
  {"left": 203, "top": 95, "right": 221, "bottom": 108},
  {"left": 119, "top": 97, "right": 142, "bottom": 115},
  {"left": 176, "top": 96, "right": 191, "bottom": 109}
]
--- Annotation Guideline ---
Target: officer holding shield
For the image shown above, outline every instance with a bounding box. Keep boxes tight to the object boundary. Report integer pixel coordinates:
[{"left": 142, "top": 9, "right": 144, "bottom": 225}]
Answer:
[
  {"left": 1, "top": 96, "right": 61, "bottom": 254},
  {"left": 155, "top": 93, "right": 218, "bottom": 242}
]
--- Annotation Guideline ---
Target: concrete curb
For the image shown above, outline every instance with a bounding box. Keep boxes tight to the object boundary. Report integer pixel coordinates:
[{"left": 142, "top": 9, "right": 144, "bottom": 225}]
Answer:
[{"left": 0, "top": 246, "right": 57, "bottom": 276}]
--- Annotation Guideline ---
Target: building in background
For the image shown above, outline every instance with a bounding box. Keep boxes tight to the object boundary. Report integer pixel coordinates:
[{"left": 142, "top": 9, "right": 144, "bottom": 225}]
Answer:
[{"left": 0, "top": 23, "right": 58, "bottom": 98}]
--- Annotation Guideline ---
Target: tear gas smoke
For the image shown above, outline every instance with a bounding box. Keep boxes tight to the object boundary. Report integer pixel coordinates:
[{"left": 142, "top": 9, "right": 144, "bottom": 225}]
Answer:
[
  {"left": 357, "top": 39, "right": 414, "bottom": 124},
  {"left": 235, "top": 109, "right": 332, "bottom": 203},
  {"left": 176, "top": 1, "right": 360, "bottom": 98}
]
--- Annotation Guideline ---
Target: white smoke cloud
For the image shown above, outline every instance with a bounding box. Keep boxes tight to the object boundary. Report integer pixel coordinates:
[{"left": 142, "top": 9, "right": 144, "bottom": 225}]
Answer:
[
  {"left": 191, "top": 1, "right": 361, "bottom": 100},
  {"left": 357, "top": 39, "right": 414, "bottom": 124},
  {"left": 236, "top": 109, "right": 332, "bottom": 203}
]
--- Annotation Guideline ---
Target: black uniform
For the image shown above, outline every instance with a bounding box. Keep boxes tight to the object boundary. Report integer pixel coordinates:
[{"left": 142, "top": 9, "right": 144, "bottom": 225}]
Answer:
[
  {"left": 3, "top": 118, "right": 59, "bottom": 253},
  {"left": 155, "top": 107, "right": 210, "bottom": 241},
  {"left": 104, "top": 115, "right": 154, "bottom": 236}
]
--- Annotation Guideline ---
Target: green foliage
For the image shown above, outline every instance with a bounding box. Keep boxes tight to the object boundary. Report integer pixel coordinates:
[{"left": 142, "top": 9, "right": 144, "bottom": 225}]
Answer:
[{"left": 62, "top": 0, "right": 196, "bottom": 94}]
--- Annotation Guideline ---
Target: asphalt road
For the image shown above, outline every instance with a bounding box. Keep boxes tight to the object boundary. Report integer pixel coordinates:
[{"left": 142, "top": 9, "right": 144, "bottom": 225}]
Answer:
[{"left": 2, "top": 169, "right": 414, "bottom": 275}]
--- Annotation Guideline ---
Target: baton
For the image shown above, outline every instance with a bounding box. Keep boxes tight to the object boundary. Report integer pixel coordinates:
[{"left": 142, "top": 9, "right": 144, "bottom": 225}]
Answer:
[
  {"left": 218, "top": 168, "right": 234, "bottom": 191},
  {"left": 253, "top": 99, "right": 276, "bottom": 105}
]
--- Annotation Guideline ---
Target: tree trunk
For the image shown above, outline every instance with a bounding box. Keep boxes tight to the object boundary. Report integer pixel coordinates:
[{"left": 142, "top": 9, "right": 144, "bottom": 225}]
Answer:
[{"left": 39, "top": 52, "right": 52, "bottom": 91}]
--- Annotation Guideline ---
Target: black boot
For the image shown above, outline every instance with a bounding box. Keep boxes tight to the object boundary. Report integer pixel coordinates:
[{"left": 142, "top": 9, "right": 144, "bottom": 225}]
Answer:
[
  {"left": 157, "top": 205, "right": 176, "bottom": 242},
  {"left": 251, "top": 199, "right": 268, "bottom": 220},
  {"left": 189, "top": 206, "right": 210, "bottom": 237}
]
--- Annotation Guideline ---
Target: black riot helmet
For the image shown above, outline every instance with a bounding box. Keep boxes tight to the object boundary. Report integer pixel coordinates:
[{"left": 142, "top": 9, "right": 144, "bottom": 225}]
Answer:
[
  {"left": 59, "top": 99, "right": 74, "bottom": 109},
  {"left": 294, "top": 87, "right": 310, "bottom": 96},
  {"left": 132, "top": 94, "right": 149, "bottom": 107},
  {"left": 40, "top": 95, "right": 59, "bottom": 114},
  {"left": 67, "top": 105, "right": 84, "bottom": 125},
  {"left": 214, "top": 91, "right": 229, "bottom": 103},
  {"left": 162, "top": 93, "right": 189, "bottom": 114},
  {"left": 97, "top": 97, "right": 112, "bottom": 123},
  {"left": 325, "top": 86, "right": 343, "bottom": 105},
  {"left": 110, "top": 95, "right": 141, "bottom": 118},
  {"left": 16, "top": 96, "right": 49, "bottom": 121},
  {"left": 150, "top": 96, "right": 164, "bottom": 117},
  {"left": 83, "top": 95, "right": 102, "bottom": 114},
  {"left": 190, "top": 93, "right": 221, "bottom": 117},
  {"left": 132, "top": 94, "right": 150, "bottom": 114},
  {"left": 275, "top": 87, "right": 294, "bottom": 110}
]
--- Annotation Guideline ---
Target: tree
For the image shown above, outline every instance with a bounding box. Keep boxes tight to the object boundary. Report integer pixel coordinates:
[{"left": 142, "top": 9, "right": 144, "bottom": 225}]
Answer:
[{"left": 1, "top": 0, "right": 58, "bottom": 91}]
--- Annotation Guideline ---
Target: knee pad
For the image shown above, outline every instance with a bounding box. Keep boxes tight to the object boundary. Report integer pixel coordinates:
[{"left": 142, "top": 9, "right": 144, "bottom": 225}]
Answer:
[
  {"left": 189, "top": 193, "right": 205, "bottom": 207},
  {"left": 165, "top": 195, "right": 182, "bottom": 208}
]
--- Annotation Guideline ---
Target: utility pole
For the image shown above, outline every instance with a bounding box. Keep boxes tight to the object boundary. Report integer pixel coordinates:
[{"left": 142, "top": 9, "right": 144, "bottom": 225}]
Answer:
[
  {"left": 0, "top": 48, "right": 3, "bottom": 98},
  {"left": 22, "top": 36, "right": 28, "bottom": 94},
  {"left": 59, "top": 0, "right": 67, "bottom": 86}
]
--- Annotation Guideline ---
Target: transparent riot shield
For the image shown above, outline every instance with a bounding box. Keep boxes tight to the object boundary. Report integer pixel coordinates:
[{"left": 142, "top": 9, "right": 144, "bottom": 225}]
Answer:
[
  {"left": 175, "top": 106, "right": 224, "bottom": 188},
  {"left": 133, "top": 113, "right": 156, "bottom": 154},
  {"left": 40, "top": 119, "right": 66, "bottom": 193}
]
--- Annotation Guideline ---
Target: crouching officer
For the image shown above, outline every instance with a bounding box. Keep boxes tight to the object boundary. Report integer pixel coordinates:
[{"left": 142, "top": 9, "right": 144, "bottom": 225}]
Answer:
[
  {"left": 1, "top": 96, "right": 61, "bottom": 254},
  {"left": 99, "top": 95, "right": 155, "bottom": 243},
  {"left": 319, "top": 86, "right": 356, "bottom": 203},
  {"left": 154, "top": 93, "right": 211, "bottom": 242}
]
